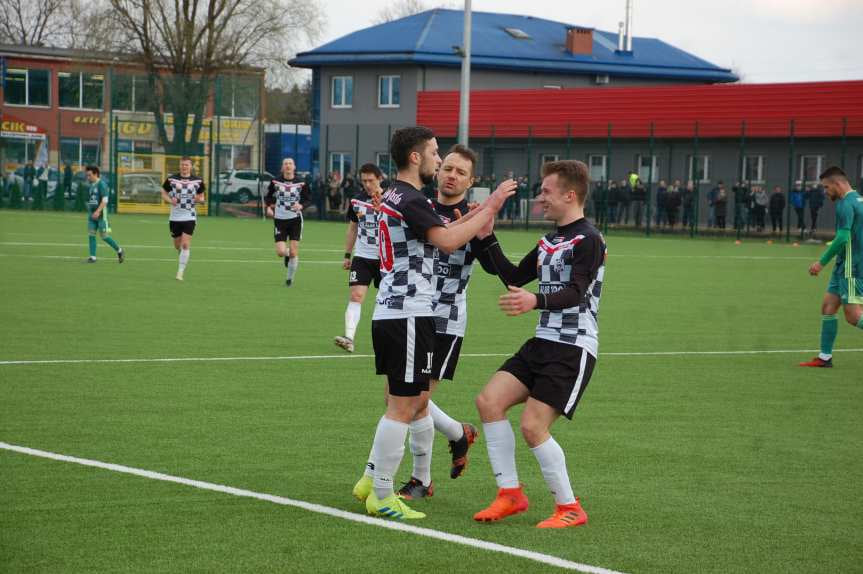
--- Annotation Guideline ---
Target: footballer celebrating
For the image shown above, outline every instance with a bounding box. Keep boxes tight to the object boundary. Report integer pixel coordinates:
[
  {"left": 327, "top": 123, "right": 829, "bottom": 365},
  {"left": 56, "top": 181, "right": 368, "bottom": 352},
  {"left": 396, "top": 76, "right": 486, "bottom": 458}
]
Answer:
[
  {"left": 265, "top": 157, "right": 310, "bottom": 286},
  {"left": 352, "top": 126, "right": 514, "bottom": 520},
  {"left": 161, "top": 157, "right": 205, "bottom": 281},
  {"left": 473, "top": 160, "right": 606, "bottom": 529}
]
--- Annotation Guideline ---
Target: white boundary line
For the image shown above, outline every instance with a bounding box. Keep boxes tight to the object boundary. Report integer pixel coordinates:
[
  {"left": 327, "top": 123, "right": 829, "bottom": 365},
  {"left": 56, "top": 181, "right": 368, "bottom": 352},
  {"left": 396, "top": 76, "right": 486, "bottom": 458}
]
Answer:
[
  {"left": 0, "top": 253, "right": 338, "bottom": 265},
  {"left": 1, "top": 348, "right": 861, "bottom": 366},
  {"left": 0, "top": 441, "right": 626, "bottom": 574},
  {"left": 0, "top": 241, "right": 342, "bottom": 253}
]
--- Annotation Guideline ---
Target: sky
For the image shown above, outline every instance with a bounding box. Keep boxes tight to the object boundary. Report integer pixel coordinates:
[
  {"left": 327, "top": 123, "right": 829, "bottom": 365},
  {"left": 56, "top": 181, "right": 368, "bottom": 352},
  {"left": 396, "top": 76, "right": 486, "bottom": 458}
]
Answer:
[{"left": 308, "top": 0, "right": 863, "bottom": 83}]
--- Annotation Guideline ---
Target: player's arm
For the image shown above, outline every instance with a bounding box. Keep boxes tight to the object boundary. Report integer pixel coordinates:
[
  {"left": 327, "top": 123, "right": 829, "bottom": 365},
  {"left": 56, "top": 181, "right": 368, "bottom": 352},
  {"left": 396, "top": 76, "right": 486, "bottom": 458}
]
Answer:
[
  {"left": 299, "top": 182, "right": 312, "bottom": 209},
  {"left": 810, "top": 203, "right": 852, "bottom": 275},
  {"left": 500, "top": 236, "right": 603, "bottom": 316},
  {"left": 92, "top": 187, "right": 108, "bottom": 219},
  {"left": 195, "top": 179, "right": 206, "bottom": 203},
  {"left": 480, "top": 240, "right": 538, "bottom": 287},
  {"left": 344, "top": 208, "right": 359, "bottom": 269},
  {"left": 161, "top": 179, "right": 177, "bottom": 205},
  {"left": 426, "top": 184, "right": 514, "bottom": 253}
]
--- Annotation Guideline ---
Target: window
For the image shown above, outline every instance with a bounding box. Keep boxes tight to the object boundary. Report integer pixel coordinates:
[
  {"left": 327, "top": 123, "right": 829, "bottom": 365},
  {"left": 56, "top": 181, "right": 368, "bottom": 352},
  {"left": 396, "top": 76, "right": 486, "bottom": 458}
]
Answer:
[
  {"left": 117, "top": 140, "right": 153, "bottom": 169},
  {"left": 329, "top": 152, "right": 353, "bottom": 177},
  {"left": 588, "top": 155, "right": 607, "bottom": 182},
  {"left": 58, "top": 72, "right": 104, "bottom": 109},
  {"left": 5, "top": 139, "right": 39, "bottom": 164},
  {"left": 331, "top": 76, "right": 353, "bottom": 108},
  {"left": 541, "top": 154, "right": 559, "bottom": 165},
  {"left": 112, "top": 75, "right": 154, "bottom": 112},
  {"left": 3, "top": 68, "right": 50, "bottom": 106},
  {"left": 378, "top": 75, "right": 400, "bottom": 108},
  {"left": 504, "top": 27, "right": 531, "bottom": 39},
  {"left": 800, "top": 155, "right": 824, "bottom": 183},
  {"left": 59, "top": 138, "right": 101, "bottom": 167},
  {"left": 742, "top": 155, "right": 766, "bottom": 183},
  {"left": 637, "top": 154, "right": 659, "bottom": 183},
  {"left": 376, "top": 153, "right": 393, "bottom": 177},
  {"left": 687, "top": 155, "right": 711, "bottom": 183},
  {"left": 216, "top": 76, "right": 258, "bottom": 117},
  {"left": 216, "top": 144, "right": 253, "bottom": 171}
]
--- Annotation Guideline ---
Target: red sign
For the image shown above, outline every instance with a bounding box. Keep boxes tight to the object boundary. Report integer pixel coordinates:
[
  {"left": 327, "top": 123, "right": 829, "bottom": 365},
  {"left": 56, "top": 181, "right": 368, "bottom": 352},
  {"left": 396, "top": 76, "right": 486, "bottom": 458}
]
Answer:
[{"left": 0, "top": 114, "right": 47, "bottom": 140}]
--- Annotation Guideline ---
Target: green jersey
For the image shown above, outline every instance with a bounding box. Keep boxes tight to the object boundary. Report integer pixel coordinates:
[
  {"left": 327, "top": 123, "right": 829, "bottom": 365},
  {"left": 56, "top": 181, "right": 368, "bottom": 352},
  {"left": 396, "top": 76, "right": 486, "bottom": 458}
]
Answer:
[
  {"left": 834, "top": 190, "right": 863, "bottom": 278},
  {"left": 86, "top": 180, "right": 109, "bottom": 215}
]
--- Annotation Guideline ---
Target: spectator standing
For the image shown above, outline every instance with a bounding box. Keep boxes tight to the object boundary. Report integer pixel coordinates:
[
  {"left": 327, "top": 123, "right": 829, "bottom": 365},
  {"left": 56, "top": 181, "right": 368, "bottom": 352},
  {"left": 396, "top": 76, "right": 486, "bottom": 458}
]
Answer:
[
  {"left": 665, "top": 182, "right": 682, "bottom": 230},
  {"left": 714, "top": 181, "right": 728, "bottom": 229},
  {"left": 23, "top": 160, "right": 36, "bottom": 201},
  {"left": 752, "top": 185, "right": 769, "bottom": 232},
  {"left": 63, "top": 163, "right": 73, "bottom": 199},
  {"left": 631, "top": 177, "right": 647, "bottom": 228},
  {"left": 769, "top": 185, "right": 787, "bottom": 234},
  {"left": 733, "top": 181, "right": 751, "bottom": 231},
  {"left": 618, "top": 178, "right": 632, "bottom": 225},
  {"left": 790, "top": 180, "right": 807, "bottom": 234},
  {"left": 807, "top": 183, "right": 825, "bottom": 236},
  {"left": 682, "top": 180, "right": 695, "bottom": 228},
  {"left": 707, "top": 183, "right": 719, "bottom": 227},
  {"left": 655, "top": 180, "right": 668, "bottom": 228}
]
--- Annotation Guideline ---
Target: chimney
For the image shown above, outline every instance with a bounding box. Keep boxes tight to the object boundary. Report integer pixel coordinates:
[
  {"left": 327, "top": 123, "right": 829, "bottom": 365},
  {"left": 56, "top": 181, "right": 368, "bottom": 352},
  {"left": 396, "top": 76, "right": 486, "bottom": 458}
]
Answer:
[
  {"left": 566, "top": 27, "right": 593, "bottom": 56},
  {"left": 625, "top": 0, "right": 634, "bottom": 52},
  {"left": 617, "top": 21, "right": 625, "bottom": 51}
]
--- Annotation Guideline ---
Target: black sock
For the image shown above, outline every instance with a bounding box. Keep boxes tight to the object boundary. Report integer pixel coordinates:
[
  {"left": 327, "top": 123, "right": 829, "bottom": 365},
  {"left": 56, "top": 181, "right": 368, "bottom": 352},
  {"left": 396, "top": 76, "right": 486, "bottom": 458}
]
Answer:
[{"left": 284, "top": 256, "right": 290, "bottom": 268}]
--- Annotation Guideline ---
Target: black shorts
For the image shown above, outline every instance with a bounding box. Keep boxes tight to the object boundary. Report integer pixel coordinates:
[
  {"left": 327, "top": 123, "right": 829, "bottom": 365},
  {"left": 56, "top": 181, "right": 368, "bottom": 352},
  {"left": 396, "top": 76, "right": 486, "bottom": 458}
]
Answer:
[
  {"left": 169, "top": 220, "right": 196, "bottom": 238},
  {"left": 499, "top": 337, "right": 596, "bottom": 419},
  {"left": 274, "top": 217, "right": 303, "bottom": 242},
  {"left": 431, "top": 333, "right": 463, "bottom": 381},
  {"left": 349, "top": 256, "right": 381, "bottom": 288},
  {"left": 372, "top": 316, "right": 436, "bottom": 396}
]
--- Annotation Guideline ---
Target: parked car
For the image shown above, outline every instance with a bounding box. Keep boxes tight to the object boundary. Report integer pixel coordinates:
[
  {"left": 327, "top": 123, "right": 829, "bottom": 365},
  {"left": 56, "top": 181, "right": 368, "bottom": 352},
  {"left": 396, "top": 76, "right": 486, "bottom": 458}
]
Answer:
[
  {"left": 119, "top": 172, "right": 164, "bottom": 203},
  {"left": 215, "top": 169, "right": 273, "bottom": 203},
  {"left": 7, "top": 167, "right": 91, "bottom": 199}
]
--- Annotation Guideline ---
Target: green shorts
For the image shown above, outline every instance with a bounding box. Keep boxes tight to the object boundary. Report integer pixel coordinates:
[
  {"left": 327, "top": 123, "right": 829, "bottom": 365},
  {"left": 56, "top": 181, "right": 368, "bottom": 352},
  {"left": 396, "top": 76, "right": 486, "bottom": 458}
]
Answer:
[
  {"left": 827, "top": 269, "right": 863, "bottom": 305},
  {"left": 87, "top": 214, "right": 111, "bottom": 234}
]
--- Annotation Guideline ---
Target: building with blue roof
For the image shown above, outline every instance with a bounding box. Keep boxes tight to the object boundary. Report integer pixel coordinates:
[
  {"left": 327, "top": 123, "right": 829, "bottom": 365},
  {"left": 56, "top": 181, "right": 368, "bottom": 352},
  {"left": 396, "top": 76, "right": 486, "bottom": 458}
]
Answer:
[{"left": 289, "top": 8, "right": 737, "bottom": 178}]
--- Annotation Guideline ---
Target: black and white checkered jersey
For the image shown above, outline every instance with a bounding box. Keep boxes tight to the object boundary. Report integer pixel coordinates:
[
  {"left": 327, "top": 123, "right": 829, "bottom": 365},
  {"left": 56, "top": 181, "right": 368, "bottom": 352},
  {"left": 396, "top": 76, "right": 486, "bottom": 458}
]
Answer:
[
  {"left": 265, "top": 176, "right": 308, "bottom": 220},
  {"left": 163, "top": 174, "right": 205, "bottom": 222},
  {"left": 347, "top": 191, "right": 379, "bottom": 260},
  {"left": 373, "top": 180, "right": 445, "bottom": 321},
  {"left": 430, "top": 199, "right": 484, "bottom": 337},
  {"left": 485, "top": 218, "right": 606, "bottom": 357}
]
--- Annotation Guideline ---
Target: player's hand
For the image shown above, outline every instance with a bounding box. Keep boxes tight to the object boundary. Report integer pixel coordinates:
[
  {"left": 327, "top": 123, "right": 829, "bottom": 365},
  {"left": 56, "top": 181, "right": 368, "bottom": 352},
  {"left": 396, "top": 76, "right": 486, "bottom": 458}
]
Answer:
[
  {"left": 483, "top": 179, "right": 518, "bottom": 214},
  {"left": 499, "top": 285, "right": 537, "bottom": 316},
  {"left": 292, "top": 202, "right": 303, "bottom": 212},
  {"left": 91, "top": 211, "right": 100, "bottom": 221},
  {"left": 171, "top": 197, "right": 179, "bottom": 206},
  {"left": 266, "top": 206, "right": 274, "bottom": 218},
  {"left": 808, "top": 261, "right": 823, "bottom": 276},
  {"left": 343, "top": 258, "right": 351, "bottom": 270},
  {"left": 467, "top": 201, "right": 480, "bottom": 212},
  {"left": 371, "top": 190, "right": 383, "bottom": 211}
]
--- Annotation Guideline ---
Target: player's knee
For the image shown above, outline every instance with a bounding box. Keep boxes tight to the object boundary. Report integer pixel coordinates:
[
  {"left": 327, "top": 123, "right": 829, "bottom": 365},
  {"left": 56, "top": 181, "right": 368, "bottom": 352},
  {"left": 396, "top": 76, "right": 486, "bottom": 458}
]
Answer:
[
  {"left": 475, "top": 391, "right": 501, "bottom": 420},
  {"left": 844, "top": 306, "right": 861, "bottom": 326},
  {"left": 349, "top": 290, "right": 364, "bottom": 303},
  {"left": 519, "top": 420, "right": 548, "bottom": 447},
  {"left": 289, "top": 247, "right": 299, "bottom": 258}
]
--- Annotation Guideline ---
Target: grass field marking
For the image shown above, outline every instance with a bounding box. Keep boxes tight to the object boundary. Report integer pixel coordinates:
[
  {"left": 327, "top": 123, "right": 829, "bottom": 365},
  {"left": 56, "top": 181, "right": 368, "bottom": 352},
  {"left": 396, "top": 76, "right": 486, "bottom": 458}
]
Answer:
[
  {"left": 0, "top": 253, "right": 339, "bottom": 265},
  {"left": 2, "top": 348, "right": 862, "bottom": 366},
  {"left": 0, "top": 441, "right": 626, "bottom": 574},
  {"left": 0, "top": 241, "right": 343, "bottom": 253}
]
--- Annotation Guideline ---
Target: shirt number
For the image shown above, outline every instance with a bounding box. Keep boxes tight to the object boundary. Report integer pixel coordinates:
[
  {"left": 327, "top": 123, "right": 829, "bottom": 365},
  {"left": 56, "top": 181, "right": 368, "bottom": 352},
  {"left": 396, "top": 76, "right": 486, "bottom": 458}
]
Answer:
[{"left": 379, "top": 220, "right": 395, "bottom": 272}]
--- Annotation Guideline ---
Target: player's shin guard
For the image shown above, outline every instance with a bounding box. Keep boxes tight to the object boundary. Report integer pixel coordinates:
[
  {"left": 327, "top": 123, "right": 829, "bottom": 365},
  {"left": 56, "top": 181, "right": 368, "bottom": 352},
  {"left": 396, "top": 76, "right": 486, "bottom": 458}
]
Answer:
[
  {"left": 88, "top": 235, "right": 97, "bottom": 257},
  {"left": 371, "top": 416, "right": 408, "bottom": 500},
  {"left": 287, "top": 257, "right": 299, "bottom": 281},
  {"left": 429, "top": 400, "right": 464, "bottom": 441},
  {"left": 345, "top": 301, "right": 362, "bottom": 340},
  {"left": 102, "top": 236, "right": 120, "bottom": 252},
  {"left": 820, "top": 314, "right": 838, "bottom": 360},
  {"left": 409, "top": 415, "right": 434, "bottom": 486},
  {"left": 178, "top": 248, "right": 190, "bottom": 273},
  {"left": 483, "top": 420, "right": 519, "bottom": 488},
  {"left": 530, "top": 436, "right": 575, "bottom": 505}
]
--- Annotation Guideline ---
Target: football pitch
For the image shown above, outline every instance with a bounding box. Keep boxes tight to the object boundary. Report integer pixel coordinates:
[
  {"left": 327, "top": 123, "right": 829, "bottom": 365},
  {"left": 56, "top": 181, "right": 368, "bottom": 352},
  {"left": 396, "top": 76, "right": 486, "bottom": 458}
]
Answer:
[{"left": 1, "top": 210, "right": 861, "bottom": 573}]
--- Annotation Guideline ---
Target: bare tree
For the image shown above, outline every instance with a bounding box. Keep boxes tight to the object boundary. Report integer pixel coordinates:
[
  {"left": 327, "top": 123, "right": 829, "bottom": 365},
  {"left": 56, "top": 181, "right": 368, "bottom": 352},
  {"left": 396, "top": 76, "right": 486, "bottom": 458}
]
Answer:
[
  {"left": 0, "top": 0, "right": 79, "bottom": 46},
  {"left": 94, "top": 0, "right": 322, "bottom": 152},
  {"left": 373, "top": 0, "right": 457, "bottom": 25}
]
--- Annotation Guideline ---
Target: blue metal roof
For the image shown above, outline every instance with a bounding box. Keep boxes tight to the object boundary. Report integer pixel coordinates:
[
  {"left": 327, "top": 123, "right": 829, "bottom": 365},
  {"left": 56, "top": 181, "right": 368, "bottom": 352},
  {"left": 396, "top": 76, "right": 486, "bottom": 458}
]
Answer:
[{"left": 290, "top": 9, "right": 737, "bottom": 83}]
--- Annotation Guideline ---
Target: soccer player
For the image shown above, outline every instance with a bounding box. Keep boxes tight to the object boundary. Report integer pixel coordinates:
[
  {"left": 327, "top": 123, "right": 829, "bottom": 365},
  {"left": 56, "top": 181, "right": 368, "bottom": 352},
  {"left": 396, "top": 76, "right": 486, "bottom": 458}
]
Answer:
[
  {"left": 352, "top": 126, "right": 513, "bottom": 520},
  {"left": 398, "top": 145, "right": 517, "bottom": 500},
  {"left": 334, "top": 163, "right": 384, "bottom": 353},
  {"left": 84, "top": 165, "right": 124, "bottom": 263},
  {"left": 472, "top": 160, "right": 606, "bottom": 529},
  {"left": 265, "top": 157, "right": 310, "bottom": 286},
  {"left": 161, "top": 157, "right": 205, "bottom": 281},
  {"left": 799, "top": 166, "right": 863, "bottom": 368}
]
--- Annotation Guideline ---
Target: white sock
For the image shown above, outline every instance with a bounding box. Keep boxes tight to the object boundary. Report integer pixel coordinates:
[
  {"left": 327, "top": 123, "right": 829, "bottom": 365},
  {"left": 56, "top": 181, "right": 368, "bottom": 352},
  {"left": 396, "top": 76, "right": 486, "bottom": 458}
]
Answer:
[
  {"left": 178, "top": 248, "right": 190, "bottom": 273},
  {"left": 363, "top": 443, "right": 375, "bottom": 478},
  {"left": 409, "top": 415, "right": 434, "bottom": 486},
  {"left": 287, "top": 256, "right": 299, "bottom": 281},
  {"left": 429, "top": 400, "right": 463, "bottom": 441},
  {"left": 530, "top": 436, "right": 575, "bottom": 505},
  {"left": 371, "top": 416, "right": 408, "bottom": 500},
  {"left": 483, "top": 420, "right": 519, "bottom": 489},
  {"left": 345, "top": 301, "right": 362, "bottom": 340},
  {"left": 818, "top": 353, "right": 832, "bottom": 361}
]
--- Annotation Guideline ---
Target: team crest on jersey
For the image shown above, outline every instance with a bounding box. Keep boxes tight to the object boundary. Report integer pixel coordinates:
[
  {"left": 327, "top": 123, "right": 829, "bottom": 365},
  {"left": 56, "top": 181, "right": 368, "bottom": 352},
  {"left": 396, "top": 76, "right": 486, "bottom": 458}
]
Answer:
[{"left": 553, "top": 256, "right": 565, "bottom": 273}]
